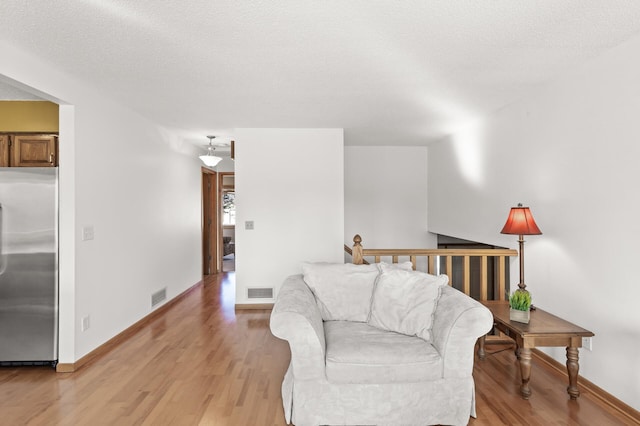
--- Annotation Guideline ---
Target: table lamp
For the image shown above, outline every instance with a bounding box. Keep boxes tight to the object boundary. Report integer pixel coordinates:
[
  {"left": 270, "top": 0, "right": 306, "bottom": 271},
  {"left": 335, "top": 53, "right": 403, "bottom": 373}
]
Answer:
[{"left": 500, "top": 203, "right": 542, "bottom": 294}]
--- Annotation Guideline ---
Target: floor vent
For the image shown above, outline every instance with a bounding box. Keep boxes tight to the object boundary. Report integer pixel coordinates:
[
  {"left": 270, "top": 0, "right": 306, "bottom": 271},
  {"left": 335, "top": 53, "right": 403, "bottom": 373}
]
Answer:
[
  {"left": 248, "top": 287, "right": 274, "bottom": 299},
  {"left": 152, "top": 288, "right": 167, "bottom": 307}
]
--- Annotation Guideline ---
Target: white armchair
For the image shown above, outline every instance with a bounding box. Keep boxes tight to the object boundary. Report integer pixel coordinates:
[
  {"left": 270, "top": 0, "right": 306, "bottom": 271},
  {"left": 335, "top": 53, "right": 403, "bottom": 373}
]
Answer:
[{"left": 270, "top": 270, "right": 493, "bottom": 426}]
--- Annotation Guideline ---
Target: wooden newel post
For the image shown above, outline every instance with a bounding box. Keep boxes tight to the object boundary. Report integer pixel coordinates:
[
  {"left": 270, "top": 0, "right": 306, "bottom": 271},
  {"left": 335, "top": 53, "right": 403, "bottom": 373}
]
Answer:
[{"left": 352, "top": 234, "right": 364, "bottom": 265}]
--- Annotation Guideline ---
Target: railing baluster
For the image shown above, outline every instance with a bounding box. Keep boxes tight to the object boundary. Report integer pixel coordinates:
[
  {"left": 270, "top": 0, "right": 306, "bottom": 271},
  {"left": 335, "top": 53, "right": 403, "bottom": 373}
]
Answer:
[
  {"left": 498, "top": 256, "right": 506, "bottom": 301},
  {"left": 463, "top": 256, "right": 471, "bottom": 296},
  {"left": 480, "top": 256, "right": 488, "bottom": 301},
  {"left": 445, "top": 256, "right": 453, "bottom": 286}
]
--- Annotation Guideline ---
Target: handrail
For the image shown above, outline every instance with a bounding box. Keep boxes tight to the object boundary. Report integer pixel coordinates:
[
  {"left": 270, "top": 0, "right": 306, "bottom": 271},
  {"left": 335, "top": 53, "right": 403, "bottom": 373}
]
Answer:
[{"left": 347, "top": 234, "right": 518, "bottom": 301}]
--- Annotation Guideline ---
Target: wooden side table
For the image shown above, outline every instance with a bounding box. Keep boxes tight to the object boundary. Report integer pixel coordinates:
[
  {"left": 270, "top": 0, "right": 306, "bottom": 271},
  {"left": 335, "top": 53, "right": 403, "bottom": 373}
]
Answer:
[{"left": 478, "top": 301, "right": 594, "bottom": 400}]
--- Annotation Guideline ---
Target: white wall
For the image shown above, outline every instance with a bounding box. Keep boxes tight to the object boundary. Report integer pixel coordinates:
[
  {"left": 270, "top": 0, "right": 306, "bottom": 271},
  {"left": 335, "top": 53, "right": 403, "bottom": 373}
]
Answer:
[
  {"left": 1, "top": 40, "right": 203, "bottom": 362},
  {"left": 213, "top": 156, "right": 235, "bottom": 173},
  {"left": 234, "top": 128, "right": 344, "bottom": 304},
  {"left": 344, "top": 146, "right": 436, "bottom": 252},
  {"left": 428, "top": 34, "right": 640, "bottom": 410}
]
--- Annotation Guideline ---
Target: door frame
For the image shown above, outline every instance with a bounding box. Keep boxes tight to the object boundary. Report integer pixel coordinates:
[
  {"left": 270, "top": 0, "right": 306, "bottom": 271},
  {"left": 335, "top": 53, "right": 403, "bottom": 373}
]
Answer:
[{"left": 202, "top": 167, "right": 218, "bottom": 276}]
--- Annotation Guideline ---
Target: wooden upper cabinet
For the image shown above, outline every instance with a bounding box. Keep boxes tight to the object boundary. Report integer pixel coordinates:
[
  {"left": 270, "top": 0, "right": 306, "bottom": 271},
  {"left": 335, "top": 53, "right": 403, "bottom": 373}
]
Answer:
[
  {"left": 11, "top": 135, "right": 58, "bottom": 167},
  {"left": 0, "top": 135, "right": 8, "bottom": 167}
]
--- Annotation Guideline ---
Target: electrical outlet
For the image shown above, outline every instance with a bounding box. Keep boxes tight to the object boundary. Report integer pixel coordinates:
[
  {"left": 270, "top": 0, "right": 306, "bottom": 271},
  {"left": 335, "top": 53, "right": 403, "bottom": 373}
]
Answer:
[
  {"left": 245, "top": 220, "right": 254, "bottom": 230},
  {"left": 81, "top": 315, "right": 90, "bottom": 332},
  {"left": 582, "top": 336, "right": 592, "bottom": 351}
]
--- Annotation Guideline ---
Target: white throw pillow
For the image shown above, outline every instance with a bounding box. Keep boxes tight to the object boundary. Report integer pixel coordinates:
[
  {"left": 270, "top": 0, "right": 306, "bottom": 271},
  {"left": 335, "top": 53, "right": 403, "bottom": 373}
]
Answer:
[
  {"left": 302, "top": 262, "right": 380, "bottom": 322},
  {"left": 368, "top": 263, "right": 448, "bottom": 341}
]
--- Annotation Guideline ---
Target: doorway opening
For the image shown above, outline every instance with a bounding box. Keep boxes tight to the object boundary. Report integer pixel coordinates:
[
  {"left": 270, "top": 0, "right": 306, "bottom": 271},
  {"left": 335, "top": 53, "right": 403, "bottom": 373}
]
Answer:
[{"left": 220, "top": 172, "right": 235, "bottom": 272}]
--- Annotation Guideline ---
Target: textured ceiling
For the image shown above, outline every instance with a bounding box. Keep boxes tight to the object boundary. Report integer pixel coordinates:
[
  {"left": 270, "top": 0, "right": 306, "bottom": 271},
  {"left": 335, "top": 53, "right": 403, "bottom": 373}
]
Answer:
[{"left": 2, "top": 1, "right": 640, "bottom": 147}]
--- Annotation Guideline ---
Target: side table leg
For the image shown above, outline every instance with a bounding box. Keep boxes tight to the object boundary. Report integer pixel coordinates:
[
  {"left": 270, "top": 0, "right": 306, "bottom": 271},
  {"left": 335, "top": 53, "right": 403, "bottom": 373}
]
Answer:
[
  {"left": 566, "top": 346, "right": 581, "bottom": 399},
  {"left": 478, "top": 335, "right": 486, "bottom": 360},
  {"left": 519, "top": 347, "right": 532, "bottom": 399}
]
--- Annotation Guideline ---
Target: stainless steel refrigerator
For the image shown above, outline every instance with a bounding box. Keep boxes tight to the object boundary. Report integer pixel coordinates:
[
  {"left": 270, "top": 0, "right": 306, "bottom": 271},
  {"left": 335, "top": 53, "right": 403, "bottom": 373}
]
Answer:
[{"left": 0, "top": 167, "right": 58, "bottom": 366}]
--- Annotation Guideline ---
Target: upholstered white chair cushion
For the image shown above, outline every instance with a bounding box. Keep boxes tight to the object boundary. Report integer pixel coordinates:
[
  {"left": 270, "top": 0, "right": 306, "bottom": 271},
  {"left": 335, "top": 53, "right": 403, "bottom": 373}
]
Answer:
[
  {"left": 302, "top": 262, "right": 380, "bottom": 322},
  {"left": 301, "top": 262, "right": 415, "bottom": 322},
  {"left": 368, "top": 263, "right": 448, "bottom": 341},
  {"left": 324, "top": 321, "right": 442, "bottom": 384}
]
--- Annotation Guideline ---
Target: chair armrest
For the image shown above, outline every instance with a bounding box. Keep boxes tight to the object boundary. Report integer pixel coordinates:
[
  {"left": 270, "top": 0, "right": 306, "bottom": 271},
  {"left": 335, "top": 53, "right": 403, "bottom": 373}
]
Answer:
[
  {"left": 431, "top": 286, "right": 493, "bottom": 378},
  {"left": 270, "top": 274, "right": 326, "bottom": 380}
]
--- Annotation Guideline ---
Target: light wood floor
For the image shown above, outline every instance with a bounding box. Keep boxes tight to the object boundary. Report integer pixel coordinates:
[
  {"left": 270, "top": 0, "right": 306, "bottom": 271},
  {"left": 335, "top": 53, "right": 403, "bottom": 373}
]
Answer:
[{"left": 0, "top": 272, "right": 636, "bottom": 425}]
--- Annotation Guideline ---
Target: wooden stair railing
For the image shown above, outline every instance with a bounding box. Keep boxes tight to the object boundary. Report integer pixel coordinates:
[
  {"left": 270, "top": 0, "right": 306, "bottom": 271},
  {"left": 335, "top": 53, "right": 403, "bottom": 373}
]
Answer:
[{"left": 348, "top": 234, "right": 518, "bottom": 302}]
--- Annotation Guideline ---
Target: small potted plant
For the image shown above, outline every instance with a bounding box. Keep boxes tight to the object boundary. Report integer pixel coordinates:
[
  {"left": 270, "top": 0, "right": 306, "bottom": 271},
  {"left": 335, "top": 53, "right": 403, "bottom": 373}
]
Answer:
[{"left": 509, "top": 289, "right": 532, "bottom": 324}]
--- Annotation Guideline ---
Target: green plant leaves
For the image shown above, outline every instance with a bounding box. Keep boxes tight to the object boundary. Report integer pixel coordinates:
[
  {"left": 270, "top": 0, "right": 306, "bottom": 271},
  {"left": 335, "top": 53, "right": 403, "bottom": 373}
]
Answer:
[{"left": 509, "top": 290, "right": 532, "bottom": 311}]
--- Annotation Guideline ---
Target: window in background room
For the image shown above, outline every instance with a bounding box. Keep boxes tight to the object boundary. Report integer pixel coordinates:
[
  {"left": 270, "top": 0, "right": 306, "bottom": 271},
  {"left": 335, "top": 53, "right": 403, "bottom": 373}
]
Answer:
[{"left": 223, "top": 192, "right": 235, "bottom": 225}]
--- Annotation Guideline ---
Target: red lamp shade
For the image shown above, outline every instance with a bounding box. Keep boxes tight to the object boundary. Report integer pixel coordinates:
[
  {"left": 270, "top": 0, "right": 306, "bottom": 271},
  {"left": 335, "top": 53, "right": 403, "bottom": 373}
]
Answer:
[{"left": 501, "top": 204, "right": 542, "bottom": 235}]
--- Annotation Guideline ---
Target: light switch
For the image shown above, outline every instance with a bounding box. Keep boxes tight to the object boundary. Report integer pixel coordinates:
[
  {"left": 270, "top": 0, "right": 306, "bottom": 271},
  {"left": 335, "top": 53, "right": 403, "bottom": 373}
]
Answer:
[
  {"left": 82, "top": 226, "right": 94, "bottom": 241},
  {"left": 245, "top": 220, "right": 254, "bottom": 230}
]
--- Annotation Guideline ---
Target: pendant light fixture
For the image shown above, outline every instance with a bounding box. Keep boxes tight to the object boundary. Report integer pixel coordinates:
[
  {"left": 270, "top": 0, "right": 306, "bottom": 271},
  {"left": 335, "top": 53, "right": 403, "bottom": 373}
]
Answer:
[{"left": 199, "top": 135, "right": 223, "bottom": 167}]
